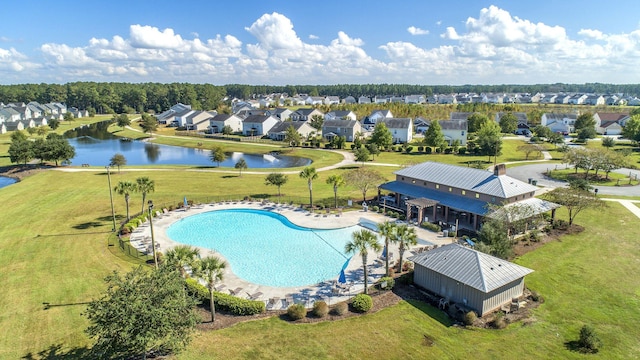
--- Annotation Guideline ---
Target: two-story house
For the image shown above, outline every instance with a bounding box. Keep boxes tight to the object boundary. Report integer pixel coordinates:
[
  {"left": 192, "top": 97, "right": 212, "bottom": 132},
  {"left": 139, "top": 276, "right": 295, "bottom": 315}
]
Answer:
[
  {"left": 322, "top": 119, "right": 363, "bottom": 142},
  {"left": 290, "top": 108, "right": 324, "bottom": 122},
  {"left": 380, "top": 118, "right": 413, "bottom": 144},
  {"left": 242, "top": 115, "right": 280, "bottom": 136},
  {"left": 324, "top": 110, "right": 357, "bottom": 121},
  {"left": 209, "top": 114, "right": 243, "bottom": 134}
]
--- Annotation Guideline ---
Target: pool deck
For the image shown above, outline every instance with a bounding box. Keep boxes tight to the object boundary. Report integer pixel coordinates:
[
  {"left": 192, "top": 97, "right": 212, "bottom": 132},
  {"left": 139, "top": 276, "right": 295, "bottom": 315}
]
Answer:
[{"left": 133, "top": 201, "right": 455, "bottom": 309}]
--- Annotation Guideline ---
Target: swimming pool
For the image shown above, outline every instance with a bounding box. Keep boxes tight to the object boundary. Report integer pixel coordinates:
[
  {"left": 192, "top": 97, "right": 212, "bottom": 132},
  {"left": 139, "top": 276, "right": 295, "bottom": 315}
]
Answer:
[{"left": 166, "top": 209, "right": 361, "bottom": 287}]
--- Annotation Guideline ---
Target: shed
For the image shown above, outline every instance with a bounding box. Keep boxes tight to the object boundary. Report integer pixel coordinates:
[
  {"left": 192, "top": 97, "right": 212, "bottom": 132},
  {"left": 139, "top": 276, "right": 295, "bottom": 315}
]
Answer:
[{"left": 409, "top": 244, "right": 533, "bottom": 316}]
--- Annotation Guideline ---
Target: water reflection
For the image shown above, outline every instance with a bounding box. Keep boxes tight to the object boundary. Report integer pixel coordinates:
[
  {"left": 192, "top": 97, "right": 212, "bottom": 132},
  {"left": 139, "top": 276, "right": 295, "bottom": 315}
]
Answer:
[{"left": 63, "top": 122, "right": 311, "bottom": 168}]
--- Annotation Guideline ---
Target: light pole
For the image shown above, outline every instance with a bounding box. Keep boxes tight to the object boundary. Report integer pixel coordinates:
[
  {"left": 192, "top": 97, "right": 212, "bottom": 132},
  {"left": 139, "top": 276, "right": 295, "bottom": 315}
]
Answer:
[
  {"left": 148, "top": 200, "right": 158, "bottom": 269},
  {"left": 106, "top": 166, "right": 117, "bottom": 232}
]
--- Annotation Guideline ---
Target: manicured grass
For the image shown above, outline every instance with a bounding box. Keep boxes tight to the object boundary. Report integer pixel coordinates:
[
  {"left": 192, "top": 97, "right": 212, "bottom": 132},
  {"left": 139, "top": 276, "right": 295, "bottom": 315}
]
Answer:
[{"left": 547, "top": 168, "right": 639, "bottom": 186}]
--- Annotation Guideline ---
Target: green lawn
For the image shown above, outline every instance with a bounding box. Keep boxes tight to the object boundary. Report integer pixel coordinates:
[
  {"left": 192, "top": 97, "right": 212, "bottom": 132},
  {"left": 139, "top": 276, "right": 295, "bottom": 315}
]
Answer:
[
  {"left": 546, "top": 168, "right": 639, "bottom": 186},
  {"left": 1, "top": 166, "right": 639, "bottom": 359}
]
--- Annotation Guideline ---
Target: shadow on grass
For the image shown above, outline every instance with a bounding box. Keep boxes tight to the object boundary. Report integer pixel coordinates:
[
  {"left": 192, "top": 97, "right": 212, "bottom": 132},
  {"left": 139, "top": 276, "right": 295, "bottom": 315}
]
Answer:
[
  {"left": 35, "top": 231, "right": 110, "bottom": 238},
  {"left": 95, "top": 214, "right": 126, "bottom": 222},
  {"left": 403, "top": 299, "right": 454, "bottom": 327},
  {"left": 22, "top": 343, "right": 92, "bottom": 360},
  {"left": 221, "top": 175, "right": 238, "bottom": 179},
  {"left": 72, "top": 221, "right": 105, "bottom": 230},
  {"left": 564, "top": 340, "right": 598, "bottom": 354},
  {"left": 42, "top": 301, "right": 91, "bottom": 310},
  {"left": 336, "top": 165, "right": 360, "bottom": 170}
]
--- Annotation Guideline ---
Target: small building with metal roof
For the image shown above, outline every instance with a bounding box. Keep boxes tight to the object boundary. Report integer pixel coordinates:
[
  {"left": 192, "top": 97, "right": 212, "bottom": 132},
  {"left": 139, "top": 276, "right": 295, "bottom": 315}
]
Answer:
[
  {"left": 378, "top": 161, "right": 559, "bottom": 232},
  {"left": 409, "top": 243, "right": 534, "bottom": 316}
]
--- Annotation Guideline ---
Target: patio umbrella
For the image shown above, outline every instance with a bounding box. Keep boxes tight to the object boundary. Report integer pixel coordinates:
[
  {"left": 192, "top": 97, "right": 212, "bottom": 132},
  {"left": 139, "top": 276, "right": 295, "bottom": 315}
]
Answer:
[
  {"left": 338, "top": 269, "right": 346, "bottom": 284},
  {"left": 381, "top": 245, "right": 387, "bottom": 259},
  {"left": 184, "top": 196, "right": 188, "bottom": 207}
]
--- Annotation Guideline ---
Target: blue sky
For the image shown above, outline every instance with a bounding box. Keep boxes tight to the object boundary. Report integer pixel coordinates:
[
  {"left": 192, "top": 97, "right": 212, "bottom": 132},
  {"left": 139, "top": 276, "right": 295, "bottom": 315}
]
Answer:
[{"left": 1, "top": 0, "right": 639, "bottom": 85}]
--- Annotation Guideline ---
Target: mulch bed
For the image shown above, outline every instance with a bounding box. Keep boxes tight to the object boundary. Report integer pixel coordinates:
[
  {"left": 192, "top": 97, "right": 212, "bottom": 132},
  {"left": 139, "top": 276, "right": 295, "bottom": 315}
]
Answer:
[{"left": 512, "top": 225, "right": 584, "bottom": 258}]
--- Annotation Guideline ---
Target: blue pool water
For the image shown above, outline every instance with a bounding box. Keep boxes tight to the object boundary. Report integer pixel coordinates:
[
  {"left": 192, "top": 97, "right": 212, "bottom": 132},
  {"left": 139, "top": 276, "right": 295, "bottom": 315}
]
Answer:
[
  {"left": 0, "top": 176, "right": 16, "bottom": 189},
  {"left": 166, "top": 209, "right": 360, "bottom": 287}
]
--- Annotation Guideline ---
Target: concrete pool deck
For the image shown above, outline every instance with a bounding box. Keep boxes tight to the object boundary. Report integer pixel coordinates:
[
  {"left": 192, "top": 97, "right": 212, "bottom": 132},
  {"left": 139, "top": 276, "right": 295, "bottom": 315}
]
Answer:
[{"left": 132, "top": 201, "right": 455, "bottom": 309}]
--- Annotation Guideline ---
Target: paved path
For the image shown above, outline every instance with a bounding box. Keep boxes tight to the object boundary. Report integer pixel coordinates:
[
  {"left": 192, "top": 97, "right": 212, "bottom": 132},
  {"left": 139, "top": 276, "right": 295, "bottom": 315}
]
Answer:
[{"left": 132, "top": 201, "right": 453, "bottom": 310}]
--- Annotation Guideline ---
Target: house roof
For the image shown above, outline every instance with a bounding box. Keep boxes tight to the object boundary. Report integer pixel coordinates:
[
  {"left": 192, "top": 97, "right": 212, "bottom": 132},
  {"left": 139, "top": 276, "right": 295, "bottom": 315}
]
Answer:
[
  {"left": 327, "top": 110, "right": 354, "bottom": 118},
  {"left": 295, "top": 108, "right": 320, "bottom": 116},
  {"left": 423, "top": 119, "right": 467, "bottom": 131},
  {"left": 496, "top": 112, "right": 528, "bottom": 124},
  {"left": 211, "top": 114, "right": 233, "bottom": 122},
  {"left": 408, "top": 243, "right": 533, "bottom": 293},
  {"left": 381, "top": 118, "right": 412, "bottom": 129},
  {"left": 393, "top": 161, "right": 538, "bottom": 198},
  {"left": 449, "top": 112, "right": 474, "bottom": 120},
  {"left": 543, "top": 113, "right": 577, "bottom": 120},
  {"left": 243, "top": 115, "right": 276, "bottom": 124},
  {"left": 268, "top": 121, "right": 308, "bottom": 133},
  {"left": 596, "top": 112, "right": 629, "bottom": 122},
  {"left": 323, "top": 119, "right": 359, "bottom": 129}
]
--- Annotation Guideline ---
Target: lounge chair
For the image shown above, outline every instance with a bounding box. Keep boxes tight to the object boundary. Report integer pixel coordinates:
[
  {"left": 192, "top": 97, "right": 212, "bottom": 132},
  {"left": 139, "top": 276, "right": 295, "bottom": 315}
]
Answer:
[
  {"left": 215, "top": 284, "right": 226, "bottom": 292},
  {"left": 266, "top": 297, "right": 281, "bottom": 310},
  {"left": 285, "top": 295, "right": 295, "bottom": 307},
  {"left": 229, "top": 287, "right": 243, "bottom": 296},
  {"left": 247, "top": 291, "right": 263, "bottom": 301}
]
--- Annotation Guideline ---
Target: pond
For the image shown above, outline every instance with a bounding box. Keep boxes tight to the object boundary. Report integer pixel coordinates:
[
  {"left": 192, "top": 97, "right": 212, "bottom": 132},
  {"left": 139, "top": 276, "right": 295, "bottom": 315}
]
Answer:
[
  {"left": 0, "top": 176, "right": 17, "bottom": 189},
  {"left": 63, "top": 122, "right": 311, "bottom": 168}
]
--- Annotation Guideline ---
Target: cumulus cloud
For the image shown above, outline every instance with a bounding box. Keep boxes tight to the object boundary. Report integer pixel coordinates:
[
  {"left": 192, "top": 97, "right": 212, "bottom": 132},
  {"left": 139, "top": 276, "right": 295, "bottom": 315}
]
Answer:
[
  {"left": 1, "top": 7, "right": 638, "bottom": 84},
  {"left": 407, "top": 26, "right": 429, "bottom": 35}
]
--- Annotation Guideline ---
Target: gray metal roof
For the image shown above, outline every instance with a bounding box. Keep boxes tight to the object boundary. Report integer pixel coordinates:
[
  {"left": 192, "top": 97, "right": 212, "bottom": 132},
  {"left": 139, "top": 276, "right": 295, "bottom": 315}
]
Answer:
[
  {"left": 243, "top": 115, "right": 277, "bottom": 124},
  {"left": 408, "top": 243, "right": 534, "bottom": 293},
  {"left": 449, "top": 112, "right": 474, "bottom": 120},
  {"left": 543, "top": 113, "right": 577, "bottom": 120},
  {"left": 394, "top": 162, "right": 538, "bottom": 198},
  {"left": 323, "top": 119, "right": 359, "bottom": 128},
  {"left": 268, "top": 121, "right": 306, "bottom": 133},
  {"left": 381, "top": 118, "right": 412, "bottom": 129}
]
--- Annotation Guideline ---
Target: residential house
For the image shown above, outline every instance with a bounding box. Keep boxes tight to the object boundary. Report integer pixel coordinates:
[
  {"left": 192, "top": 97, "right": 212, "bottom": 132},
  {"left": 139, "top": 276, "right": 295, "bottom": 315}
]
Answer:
[
  {"left": 358, "top": 96, "right": 371, "bottom": 104},
  {"left": 378, "top": 162, "right": 559, "bottom": 232},
  {"left": 322, "top": 119, "right": 363, "bottom": 142},
  {"left": 324, "top": 96, "right": 340, "bottom": 105},
  {"left": 627, "top": 97, "right": 640, "bottom": 106},
  {"left": 241, "top": 115, "right": 280, "bottom": 136},
  {"left": 304, "top": 96, "right": 324, "bottom": 105},
  {"left": 155, "top": 103, "right": 191, "bottom": 124},
  {"left": 27, "top": 102, "right": 44, "bottom": 118},
  {"left": 554, "top": 94, "right": 571, "bottom": 104},
  {"left": 12, "top": 106, "right": 33, "bottom": 120},
  {"left": 266, "top": 108, "right": 293, "bottom": 121},
  {"left": 172, "top": 109, "right": 196, "bottom": 127},
  {"left": 33, "top": 117, "right": 48, "bottom": 127},
  {"left": 594, "top": 112, "right": 628, "bottom": 135},
  {"left": 267, "top": 120, "right": 315, "bottom": 141},
  {"left": 208, "top": 114, "right": 243, "bottom": 134},
  {"left": 367, "top": 109, "right": 393, "bottom": 123},
  {"left": 185, "top": 111, "right": 217, "bottom": 131},
  {"left": 343, "top": 96, "right": 357, "bottom": 104},
  {"left": 290, "top": 108, "right": 324, "bottom": 122},
  {"left": 449, "top": 112, "right": 474, "bottom": 121},
  {"left": 485, "top": 94, "right": 504, "bottom": 104},
  {"left": 422, "top": 120, "right": 468, "bottom": 145},
  {"left": 541, "top": 113, "right": 578, "bottom": 133},
  {"left": 413, "top": 117, "right": 429, "bottom": 134},
  {"left": 44, "top": 103, "right": 59, "bottom": 115},
  {"left": 373, "top": 96, "right": 388, "bottom": 104},
  {"left": 68, "top": 107, "right": 89, "bottom": 118},
  {"left": 381, "top": 118, "right": 413, "bottom": 144},
  {"left": 409, "top": 243, "right": 534, "bottom": 316},
  {"left": 324, "top": 110, "right": 357, "bottom": 121},
  {"left": 583, "top": 95, "right": 604, "bottom": 106},
  {"left": 438, "top": 94, "right": 456, "bottom": 104},
  {"left": 0, "top": 107, "right": 21, "bottom": 122},
  {"left": 494, "top": 112, "right": 529, "bottom": 128},
  {"left": 568, "top": 94, "right": 588, "bottom": 105},
  {"left": 405, "top": 95, "right": 426, "bottom": 104},
  {"left": 540, "top": 94, "right": 557, "bottom": 104},
  {"left": 4, "top": 121, "right": 25, "bottom": 132}
]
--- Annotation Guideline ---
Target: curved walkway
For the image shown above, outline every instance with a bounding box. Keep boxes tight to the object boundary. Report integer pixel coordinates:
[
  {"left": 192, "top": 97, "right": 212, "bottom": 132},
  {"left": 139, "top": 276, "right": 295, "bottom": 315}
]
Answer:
[{"left": 132, "top": 201, "right": 452, "bottom": 309}]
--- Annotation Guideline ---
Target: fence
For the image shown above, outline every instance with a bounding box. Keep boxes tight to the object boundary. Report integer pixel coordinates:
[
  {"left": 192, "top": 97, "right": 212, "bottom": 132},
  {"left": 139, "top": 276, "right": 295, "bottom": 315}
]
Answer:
[{"left": 174, "top": 131, "right": 281, "bottom": 145}]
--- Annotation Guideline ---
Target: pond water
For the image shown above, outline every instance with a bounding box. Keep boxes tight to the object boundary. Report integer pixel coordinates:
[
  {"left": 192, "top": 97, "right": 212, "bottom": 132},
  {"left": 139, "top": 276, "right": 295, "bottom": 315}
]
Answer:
[
  {"left": 63, "top": 122, "right": 311, "bottom": 168},
  {"left": 0, "top": 176, "right": 17, "bottom": 189}
]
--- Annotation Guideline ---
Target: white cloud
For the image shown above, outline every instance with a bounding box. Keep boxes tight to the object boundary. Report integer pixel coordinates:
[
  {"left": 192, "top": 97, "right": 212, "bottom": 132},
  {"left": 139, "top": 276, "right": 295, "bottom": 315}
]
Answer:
[
  {"left": 579, "top": 28, "right": 604, "bottom": 40},
  {"left": 129, "top": 25, "right": 185, "bottom": 49},
  {"left": 407, "top": 26, "right": 429, "bottom": 35},
  {"left": 1, "top": 8, "right": 638, "bottom": 84}
]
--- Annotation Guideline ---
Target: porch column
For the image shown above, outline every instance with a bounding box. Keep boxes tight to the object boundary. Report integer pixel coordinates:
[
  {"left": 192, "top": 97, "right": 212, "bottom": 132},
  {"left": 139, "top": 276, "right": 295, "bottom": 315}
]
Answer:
[
  {"left": 473, "top": 214, "right": 478, "bottom": 230},
  {"left": 417, "top": 207, "right": 423, "bottom": 224},
  {"left": 406, "top": 203, "right": 411, "bottom": 221},
  {"left": 432, "top": 205, "right": 436, "bottom": 221},
  {"left": 444, "top": 207, "right": 449, "bottom": 223},
  {"left": 551, "top": 208, "right": 556, "bottom": 225}
]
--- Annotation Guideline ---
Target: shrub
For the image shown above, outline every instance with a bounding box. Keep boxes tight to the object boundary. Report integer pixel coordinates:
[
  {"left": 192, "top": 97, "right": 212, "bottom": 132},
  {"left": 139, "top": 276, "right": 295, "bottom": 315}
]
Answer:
[
  {"left": 448, "top": 231, "right": 455, "bottom": 237},
  {"left": 492, "top": 311, "right": 507, "bottom": 329},
  {"left": 417, "top": 146, "right": 424, "bottom": 152},
  {"left": 184, "top": 278, "right": 265, "bottom": 315},
  {"left": 391, "top": 212, "right": 399, "bottom": 219},
  {"left": 331, "top": 302, "right": 348, "bottom": 316},
  {"left": 399, "top": 214, "right": 406, "bottom": 220},
  {"left": 425, "top": 147, "right": 432, "bottom": 154},
  {"left": 371, "top": 205, "right": 379, "bottom": 212},
  {"left": 312, "top": 301, "right": 329, "bottom": 318},
  {"left": 458, "top": 147, "right": 467, "bottom": 155},
  {"left": 287, "top": 303, "right": 307, "bottom": 320},
  {"left": 444, "top": 147, "right": 452, "bottom": 154},
  {"left": 553, "top": 219, "right": 569, "bottom": 230},
  {"left": 377, "top": 276, "right": 395, "bottom": 290},
  {"left": 421, "top": 222, "right": 441, "bottom": 232},
  {"left": 529, "top": 290, "right": 541, "bottom": 302},
  {"left": 351, "top": 294, "right": 373, "bottom": 313},
  {"left": 578, "top": 325, "right": 602, "bottom": 353},
  {"left": 396, "top": 271, "right": 414, "bottom": 285},
  {"left": 386, "top": 210, "right": 394, "bottom": 217},
  {"left": 463, "top": 311, "right": 477, "bottom": 326},
  {"left": 405, "top": 146, "right": 413, "bottom": 153}
]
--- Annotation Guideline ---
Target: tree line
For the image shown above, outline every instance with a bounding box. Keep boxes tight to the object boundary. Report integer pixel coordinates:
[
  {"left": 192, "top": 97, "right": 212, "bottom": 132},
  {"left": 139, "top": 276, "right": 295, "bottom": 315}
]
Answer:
[{"left": 1, "top": 82, "right": 640, "bottom": 116}]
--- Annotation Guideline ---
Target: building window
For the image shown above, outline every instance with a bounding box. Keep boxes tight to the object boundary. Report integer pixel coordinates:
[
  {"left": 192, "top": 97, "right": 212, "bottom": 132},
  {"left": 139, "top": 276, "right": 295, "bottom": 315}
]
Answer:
[
  {"left": 475, "top": 193, "right": 479, "bottom": 198},
  {"left": 402, "top": 177, "right": 405, "bottom": 181},
  {"left": 461, "top": 131, "right": 465, "bottom": 136},
  {"left": 448, "top": 187, "right": 452, "bottom": 192},
  {"left": 435, "top": 184, "right": 439, "bottom": 189},
  {"left": 461, "top": 190, "right": 466, "bottom": 195},
  {"left": 423, "top": 182, "right": 427, "bottom": 186},
  {"left": 412, "top": 180, "right": 416, "bottom": 184}
]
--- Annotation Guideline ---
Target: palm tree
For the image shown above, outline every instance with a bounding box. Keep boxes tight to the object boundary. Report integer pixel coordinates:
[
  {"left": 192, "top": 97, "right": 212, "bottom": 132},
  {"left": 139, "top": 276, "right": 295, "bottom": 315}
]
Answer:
[
  {"left": 299, "top": 166, "right": 318, "bottom": 209},
  {"left": 344, "top": 229, "right": 382, "bottom": 295},
  {"left": 136, "top": 177, "right": 155, "bottom": 214},
  {"left": 325, "top": 174, "right": 345, "bottom": 209},
  {"left": 235, "top": 158, "right": 248, "bottom": 177},
  {"left": 197, "top": 256, "right": 227, "bottom": 323},
  {"left": 391, "top": 224, "right": 418, "bottom": 274},
  {"left": 164, "top": 245, "right": 201, "bottom": 278},
  {"left": 377, "top": 221, "right": 397, "bottom": 276},
  {"left": 114, "top": 181, "right": 136, "bottom": 221}
]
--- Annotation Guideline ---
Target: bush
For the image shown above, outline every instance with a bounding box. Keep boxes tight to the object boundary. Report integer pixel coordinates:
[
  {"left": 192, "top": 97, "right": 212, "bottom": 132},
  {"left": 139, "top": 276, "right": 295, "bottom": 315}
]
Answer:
[
  {"left": 529, "top": 290, "right": 541, "bottom": 302},
  {"left": 331, "top": 302, "right": 348, "bottom": 316},
  {"left": 425, "top": 147, "right": 432, "bottom": 154},
  {"left": 444, "top": 147, "right": 452, "bottom": 154},
  {"left": 386, "top": 210, "right": 394, "bottom": 217},
  {"left": 391, "top": 212, "right": 399, "bottom": 219},
  {"left": 553, "top": 219, "right": 569, "bottom": 230},
  {"left": 417, "top": 146, "right": 424, "bottom": 153},
  {"left": 435, "top": 147, "right": 442, "bottom": 153},
  {"left": 578, "top": 325, "right": 602, "bottom": 353},
  {"left": 184, "top": 279, "right": 265, "bottom": 315},
  {"left": 458, "top": 147, "right": 467, "bottom": 155},
  {"left": 371, "top": 205, "right": 379, "bottom": 212},
  {"left": 492, "top": 311, "right": 507, "bottom": 329},
  {"left": 312, "top": 301, "right": 329, "bottom": 318},
  {"left": 405, "top": 146, "right": 413, "bottom": 153},
  {"left": 463, "top": 311, "right": 477, "bottom": 326},
  {"left": 448, "top": 231, "right": 455, "bottom": 237},
  {"left": 351, "top": 294, "right": 373, "bottom": 313},
  {"left": 287, "top": 303, "right": 307, "bottom": 320},
  {"left": 421, "top": 222, "right": 441, "bottom": 232},
  {"left": 377, "top": 276, "right": 395, "bottom": 290}
]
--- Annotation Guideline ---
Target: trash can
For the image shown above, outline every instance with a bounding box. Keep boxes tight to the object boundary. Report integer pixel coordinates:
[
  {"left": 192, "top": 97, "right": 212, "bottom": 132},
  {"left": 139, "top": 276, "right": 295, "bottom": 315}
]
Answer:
[
  {"left": 443, "top": 230, "right": 449, "bottom": 237},
  {"left": 528, "top": 178, "right": 533, "bottom": 184},
  {"left": 531, "top": 180, "right": 538, "bottom": 186}
]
